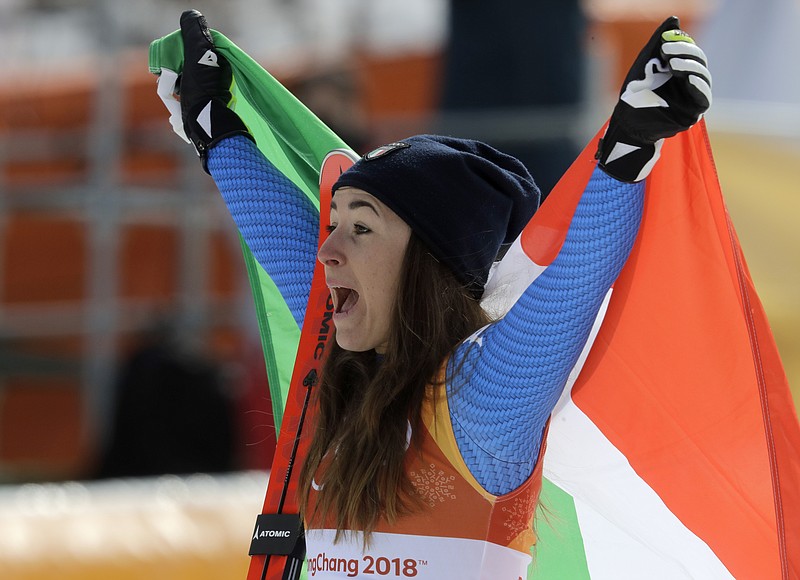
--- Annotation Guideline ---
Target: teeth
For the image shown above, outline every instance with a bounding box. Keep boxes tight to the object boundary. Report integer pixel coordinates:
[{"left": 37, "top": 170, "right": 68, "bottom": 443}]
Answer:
[
  {"left": 331, "top": 287, "right": 348, "bottom": 313},
  {"left": 330, "top": 286, "right": 357, "bottom": 314},
  {"left": 341, "top": 289, "right": 358, "bottom": 313}
]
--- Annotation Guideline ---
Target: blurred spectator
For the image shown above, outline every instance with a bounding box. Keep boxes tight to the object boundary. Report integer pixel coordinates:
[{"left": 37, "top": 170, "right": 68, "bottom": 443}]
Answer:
[
  {"left": 440, "top": 0, "right": 586, "bottom": 198},
  {"left": 94, "top": 321, "right": 236, "bottom": 479}
]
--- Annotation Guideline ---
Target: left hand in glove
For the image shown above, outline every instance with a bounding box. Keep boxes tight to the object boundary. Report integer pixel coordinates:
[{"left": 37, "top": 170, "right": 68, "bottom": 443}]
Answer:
[{"left": 596, "top": 16, "right": 712, "bottom": 182}]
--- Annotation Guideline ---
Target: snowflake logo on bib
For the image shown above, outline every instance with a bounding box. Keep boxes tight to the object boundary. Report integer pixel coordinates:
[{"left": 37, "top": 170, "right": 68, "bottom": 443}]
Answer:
[
  {"left": 409, "top": 463, "right": 457, "bottom": 507},
  {"left": 500, "top": 493, "right": 537, "bottom": 541}
]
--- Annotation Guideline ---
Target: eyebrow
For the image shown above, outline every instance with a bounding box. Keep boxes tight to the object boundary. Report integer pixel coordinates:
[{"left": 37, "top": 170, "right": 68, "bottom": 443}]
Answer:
[{"left": 330, "top": 199, "right": 380, "bottom": 216}]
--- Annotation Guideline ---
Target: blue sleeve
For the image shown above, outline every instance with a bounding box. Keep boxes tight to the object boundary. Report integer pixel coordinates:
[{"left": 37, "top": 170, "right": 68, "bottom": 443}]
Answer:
[
  {"left": 447, "top": 167, "right": 645, "bottom": 495},
  {"left": 207, "top": 136, "right": 318, "bottom": 329}
]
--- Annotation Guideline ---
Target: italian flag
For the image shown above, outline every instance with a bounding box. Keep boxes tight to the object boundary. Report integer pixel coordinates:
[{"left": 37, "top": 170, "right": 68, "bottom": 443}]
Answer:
[
  {"left": 502, "top": 123, "right": 800, "bottom": 579},
  {"left": 150, "top": 29, "right": 800, "bottom": 580}
]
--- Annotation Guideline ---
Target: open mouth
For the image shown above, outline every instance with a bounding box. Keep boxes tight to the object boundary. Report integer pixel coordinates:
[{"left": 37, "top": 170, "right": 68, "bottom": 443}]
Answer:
[{"left": 331, "top": 287, "right": 359, "bottom": 315}]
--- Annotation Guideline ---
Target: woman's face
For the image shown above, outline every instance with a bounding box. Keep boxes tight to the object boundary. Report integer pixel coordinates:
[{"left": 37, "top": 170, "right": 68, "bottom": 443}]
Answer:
[{"left": 318, "top": 187, "right": 412, "bottom": 353}]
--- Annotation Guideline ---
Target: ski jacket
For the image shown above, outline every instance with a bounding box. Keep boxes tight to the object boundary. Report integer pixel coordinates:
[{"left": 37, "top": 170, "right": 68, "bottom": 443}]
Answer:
[{"left": 304, "top": 369, "right": 548, "bottom": 578}]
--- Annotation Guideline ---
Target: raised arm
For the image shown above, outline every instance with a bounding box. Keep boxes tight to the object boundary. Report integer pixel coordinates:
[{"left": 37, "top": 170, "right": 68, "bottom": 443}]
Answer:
[
  {"left": 448, "top": 16, "right": 712, "bottom": 495},
  {"left": 157, "top": 11, "right": 317, "bottom": 327},
  {"left": 449, "top": 170, "right": 642, "bottom": 495}
]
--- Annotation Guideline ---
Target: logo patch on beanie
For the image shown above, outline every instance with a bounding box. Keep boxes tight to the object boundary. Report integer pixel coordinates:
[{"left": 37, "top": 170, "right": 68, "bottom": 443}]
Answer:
[{"left": 363, "top": 141, "right": 410, "bottom": 161}]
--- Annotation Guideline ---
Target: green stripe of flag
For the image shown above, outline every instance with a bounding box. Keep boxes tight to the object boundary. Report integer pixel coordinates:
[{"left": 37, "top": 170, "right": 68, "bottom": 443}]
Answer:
[
  {"left": 531, "top": 477, "right": 591, "bottom": 579},
  {"left": 239, "top": 239, "right": 299, "bottom": 433}
]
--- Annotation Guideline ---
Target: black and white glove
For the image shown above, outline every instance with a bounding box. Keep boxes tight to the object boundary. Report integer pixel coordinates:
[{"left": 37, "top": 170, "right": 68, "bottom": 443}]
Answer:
[
  {"left": 596, "top": 16, "right": 712, "bottom": 182},
  {"left": 157, "top": 10, "right": 253, "bottom": 173}
]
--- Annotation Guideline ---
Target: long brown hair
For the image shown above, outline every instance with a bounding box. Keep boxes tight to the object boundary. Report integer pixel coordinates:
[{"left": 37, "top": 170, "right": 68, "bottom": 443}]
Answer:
[{"left": 298, "top": 233, "right": 491, "bottom": 542}]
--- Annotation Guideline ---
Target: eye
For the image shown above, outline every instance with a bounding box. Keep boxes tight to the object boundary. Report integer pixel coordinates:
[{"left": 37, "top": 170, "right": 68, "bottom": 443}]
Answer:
[
  {"left": 325, "top": 224, "right": 337, "bottom": 234},
  {"left": 354, "top": 224, "right": 371, "bottom": 235}
]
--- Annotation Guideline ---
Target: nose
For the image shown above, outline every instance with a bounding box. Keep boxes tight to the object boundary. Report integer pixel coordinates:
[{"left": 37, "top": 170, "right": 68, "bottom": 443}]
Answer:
[{"left": 317, "top": 228, "right": 342, "bottom": 266}]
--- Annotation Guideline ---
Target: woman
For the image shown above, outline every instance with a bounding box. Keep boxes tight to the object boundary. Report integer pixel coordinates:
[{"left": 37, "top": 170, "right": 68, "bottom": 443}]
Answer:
[{"left": 165, "top": 11, "right": 710, "bottom": 577}]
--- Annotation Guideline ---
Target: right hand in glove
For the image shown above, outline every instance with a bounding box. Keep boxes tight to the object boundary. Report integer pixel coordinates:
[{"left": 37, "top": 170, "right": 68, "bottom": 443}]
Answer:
[
  {"left": 596, "top": 16, "right": 712, "bottom": 182},
  {"left": 156, "top": 9, "right": 253, "bottom": 173}
]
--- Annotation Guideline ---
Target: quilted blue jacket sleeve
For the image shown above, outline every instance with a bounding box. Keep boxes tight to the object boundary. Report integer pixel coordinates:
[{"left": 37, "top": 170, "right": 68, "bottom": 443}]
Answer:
[
  {"left": 447, "top": 168, "right": 645, "bottom": 495},
  {"left": 207, "top": 136, "right": 318, "bottom": 329}
]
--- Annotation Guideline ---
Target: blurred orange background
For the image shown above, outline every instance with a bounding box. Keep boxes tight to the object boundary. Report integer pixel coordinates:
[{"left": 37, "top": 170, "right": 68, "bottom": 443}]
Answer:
[{"left": 0, "top": 0, "right": 797, "bottom": 577}]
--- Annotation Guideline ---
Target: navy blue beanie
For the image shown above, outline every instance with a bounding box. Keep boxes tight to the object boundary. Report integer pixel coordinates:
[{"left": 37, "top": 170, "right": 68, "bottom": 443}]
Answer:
[{"left": 332, "top": 135, "right": 540, "bottom": 297}]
